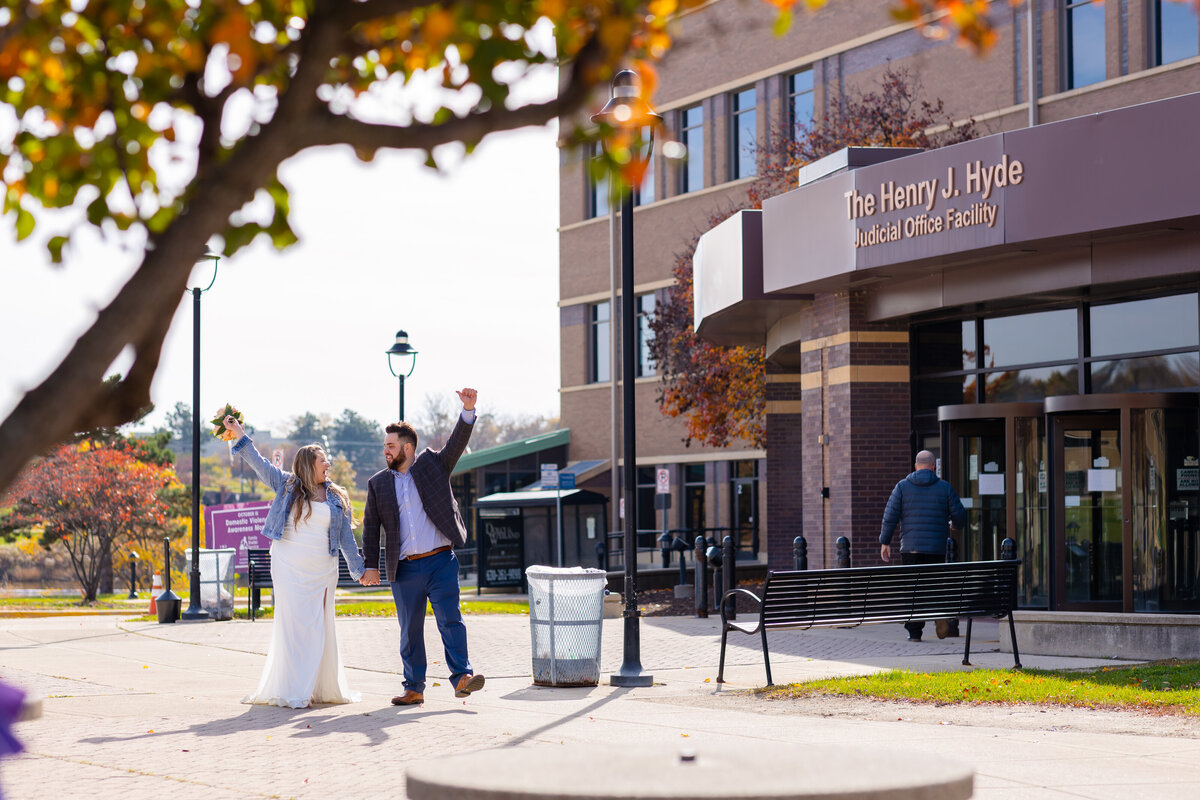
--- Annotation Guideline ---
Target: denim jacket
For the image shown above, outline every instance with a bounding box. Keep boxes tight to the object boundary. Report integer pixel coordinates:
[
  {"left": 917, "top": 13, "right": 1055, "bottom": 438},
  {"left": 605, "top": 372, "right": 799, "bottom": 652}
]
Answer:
[{"left": 231, "top": 435, "right": 365, "bottom": 579}]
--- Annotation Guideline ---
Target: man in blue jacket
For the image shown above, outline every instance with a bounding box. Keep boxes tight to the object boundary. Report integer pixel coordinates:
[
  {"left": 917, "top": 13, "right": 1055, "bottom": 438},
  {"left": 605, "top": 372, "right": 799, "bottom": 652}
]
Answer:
[{"left": 879, "top": 450, "right": 967, "bottom": 641}]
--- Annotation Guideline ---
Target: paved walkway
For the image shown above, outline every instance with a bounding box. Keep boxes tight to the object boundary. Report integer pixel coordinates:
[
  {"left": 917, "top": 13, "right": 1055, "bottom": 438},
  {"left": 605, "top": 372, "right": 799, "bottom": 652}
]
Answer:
[{"left": 1, "top": 612, "right": 1197, "bottom": 799}]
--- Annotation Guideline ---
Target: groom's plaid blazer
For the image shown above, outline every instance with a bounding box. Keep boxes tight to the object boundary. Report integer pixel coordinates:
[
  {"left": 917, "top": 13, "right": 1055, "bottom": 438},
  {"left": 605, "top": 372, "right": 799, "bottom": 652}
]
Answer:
[{"left": 362, "top": 415, "right": 474, "bottom": 582}]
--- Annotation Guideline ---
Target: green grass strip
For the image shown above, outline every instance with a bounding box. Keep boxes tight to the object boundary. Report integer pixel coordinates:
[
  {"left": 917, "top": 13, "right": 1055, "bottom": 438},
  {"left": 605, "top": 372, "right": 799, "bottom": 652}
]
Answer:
[{"left": 758, "top": 660, "right": 1200, "bottom": 715}]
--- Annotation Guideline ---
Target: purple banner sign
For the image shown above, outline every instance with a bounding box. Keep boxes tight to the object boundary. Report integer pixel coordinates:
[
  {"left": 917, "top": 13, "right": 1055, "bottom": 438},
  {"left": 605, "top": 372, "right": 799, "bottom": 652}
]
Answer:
[{"left": 205, "top": 501, "right": 272, "bottom": 570}]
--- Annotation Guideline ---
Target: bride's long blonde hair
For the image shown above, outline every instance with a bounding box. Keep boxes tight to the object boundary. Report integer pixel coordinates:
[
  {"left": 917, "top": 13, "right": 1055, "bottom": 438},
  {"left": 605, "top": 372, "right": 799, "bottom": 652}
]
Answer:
[{"left": 287, "top": 445, "right": 355, "bottom": 527}]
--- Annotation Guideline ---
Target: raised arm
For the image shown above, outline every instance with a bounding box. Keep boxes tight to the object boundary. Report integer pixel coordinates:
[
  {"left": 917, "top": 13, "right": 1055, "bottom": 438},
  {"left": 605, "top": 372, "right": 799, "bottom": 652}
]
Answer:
[
  {"left": 435, "top": 388, "right": 477, "bottom": 473},
  {"left": 226, "top": 414, "right": 288, "bottom": 493}
]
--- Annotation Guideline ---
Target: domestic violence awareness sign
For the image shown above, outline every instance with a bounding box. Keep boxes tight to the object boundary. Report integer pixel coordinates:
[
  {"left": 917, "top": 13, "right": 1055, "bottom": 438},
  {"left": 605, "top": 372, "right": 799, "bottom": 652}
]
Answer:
[{"left": 205, "top": 501, "right": 272, "bottom": 570}]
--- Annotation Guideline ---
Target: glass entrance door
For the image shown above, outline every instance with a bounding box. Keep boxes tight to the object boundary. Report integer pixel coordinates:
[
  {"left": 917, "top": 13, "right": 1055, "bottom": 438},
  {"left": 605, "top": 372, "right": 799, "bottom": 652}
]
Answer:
[
  {"left": 1053, "top": 415, "right": 1123, "bottom": 610},
  {"left": 945, "top": 422, "right": 1006, "bottom": 562}
]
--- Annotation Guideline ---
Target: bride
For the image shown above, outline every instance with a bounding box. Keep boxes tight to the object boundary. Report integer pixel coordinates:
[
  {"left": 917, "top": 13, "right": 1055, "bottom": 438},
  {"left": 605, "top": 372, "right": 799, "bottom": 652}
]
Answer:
[{"left": 225, "top": 414, "right": 365, "bottom": 708}]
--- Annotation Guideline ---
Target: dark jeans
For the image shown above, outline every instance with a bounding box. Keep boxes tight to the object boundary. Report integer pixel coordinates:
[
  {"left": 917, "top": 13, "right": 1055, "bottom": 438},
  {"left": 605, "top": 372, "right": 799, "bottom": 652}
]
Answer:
[
  {"left": 900, "top": 551, "right": 958, "bottom": 639},
  {"left": 390, "top": 550, "right": 472, "bottom": 692}
]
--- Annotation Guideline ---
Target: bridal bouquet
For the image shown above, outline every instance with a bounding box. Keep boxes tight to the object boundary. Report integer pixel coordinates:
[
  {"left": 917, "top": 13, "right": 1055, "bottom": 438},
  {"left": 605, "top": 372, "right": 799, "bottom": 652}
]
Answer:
[{"left": 210, "top": 404, "right": 245, "bottom": 441}]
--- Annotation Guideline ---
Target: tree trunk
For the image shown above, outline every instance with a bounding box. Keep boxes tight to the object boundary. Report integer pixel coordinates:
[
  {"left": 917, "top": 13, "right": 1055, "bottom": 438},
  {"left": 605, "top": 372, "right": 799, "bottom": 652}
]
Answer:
[{"left": 99, "top": 542, "right": 114, "bottom": 595}]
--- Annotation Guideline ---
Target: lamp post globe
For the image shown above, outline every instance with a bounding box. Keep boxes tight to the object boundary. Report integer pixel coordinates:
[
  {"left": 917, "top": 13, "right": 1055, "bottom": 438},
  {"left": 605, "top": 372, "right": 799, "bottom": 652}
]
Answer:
[
  {"left": 591, "top": 69, "right": 661, "bottom": 688},
  {"left": 183, "top": 251, "right": 221, "bottom": 621},
  {"left": 386, "top": 330, "right": 418, "bottom": 421}
]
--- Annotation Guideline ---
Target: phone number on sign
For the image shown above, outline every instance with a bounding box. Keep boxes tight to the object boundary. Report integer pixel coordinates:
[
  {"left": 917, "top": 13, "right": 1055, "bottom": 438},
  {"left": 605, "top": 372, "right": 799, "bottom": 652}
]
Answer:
[{"left": 485, "top": 568, "right": 521, "bottom": 583}]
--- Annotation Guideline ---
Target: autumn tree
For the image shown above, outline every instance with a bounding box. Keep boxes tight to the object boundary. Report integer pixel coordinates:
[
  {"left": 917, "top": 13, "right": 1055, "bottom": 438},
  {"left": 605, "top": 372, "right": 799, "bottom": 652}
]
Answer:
[
  {"left": 0, "top": 0, "right": 1016, "bottom": 499},
  {"left": 649, "top": 68, "right": 979, "bottom": 449},
  {"left": 1, "top": 440, "right": 182, "bottom": 602}
]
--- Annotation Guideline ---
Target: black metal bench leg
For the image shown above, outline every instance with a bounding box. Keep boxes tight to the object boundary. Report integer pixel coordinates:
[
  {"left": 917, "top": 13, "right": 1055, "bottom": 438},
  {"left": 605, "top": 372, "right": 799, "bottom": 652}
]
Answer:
[
  {"left": 962, "top": 617, "right": 973, "bottom": 666},
  {"left": 760, "top": 626, "right": 773, "bottom": 687},
  {"left": 1008, "top": 611, "right": 1022, "bottom": 669},
  {"left": 251, "top": 587, "right": 260, "bottom": 622},
  {"left": 717, "top": 625, "right": 728, "bottom": 684}
]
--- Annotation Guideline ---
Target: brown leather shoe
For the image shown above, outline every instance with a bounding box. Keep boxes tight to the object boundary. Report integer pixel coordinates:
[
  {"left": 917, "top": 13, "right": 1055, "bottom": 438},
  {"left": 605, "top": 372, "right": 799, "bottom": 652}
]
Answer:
[
  {"left": 391, "top": 690, "right": 424, "bottom": 706},
  {"left": 454, "top": 674, "right": 485, "bottom": 698}
]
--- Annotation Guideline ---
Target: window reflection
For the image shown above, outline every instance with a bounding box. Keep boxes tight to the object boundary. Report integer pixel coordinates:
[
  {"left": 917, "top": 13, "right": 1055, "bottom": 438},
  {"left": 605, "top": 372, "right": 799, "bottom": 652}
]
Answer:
[
  {"left": 984, "top": 309, "right": 1077, "bottom": 367},
  {"left": 1065, "top": 0, "right": 1106, "bottom": 89},
  {"left": 1157, "top": 0, "right": 1200, "bottom": 65},
  {"left": 1090, "top": 294, "right": 1199, "bottom": 357},
  {"left": 1090, "top": 353, "right": 1200, "bottom": 393},
  {"left": 985, "top": 366, "right": 1079, "bottom": 402}
]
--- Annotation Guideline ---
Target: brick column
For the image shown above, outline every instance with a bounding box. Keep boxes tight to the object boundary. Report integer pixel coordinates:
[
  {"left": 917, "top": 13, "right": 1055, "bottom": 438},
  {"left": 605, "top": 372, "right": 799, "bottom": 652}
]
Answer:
[
  {"left": 765, "top": 290, "right": 912, "bottom": 571},
  {"left": 765, "top": 363, "right": 803, "bottom": 569}
]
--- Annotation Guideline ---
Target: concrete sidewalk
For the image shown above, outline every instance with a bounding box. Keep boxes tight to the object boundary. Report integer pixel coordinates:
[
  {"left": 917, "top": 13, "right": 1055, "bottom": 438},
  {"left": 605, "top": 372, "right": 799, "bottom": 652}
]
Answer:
[{"left": 1, "top": 612, "right": 1197, "bottom": 799}]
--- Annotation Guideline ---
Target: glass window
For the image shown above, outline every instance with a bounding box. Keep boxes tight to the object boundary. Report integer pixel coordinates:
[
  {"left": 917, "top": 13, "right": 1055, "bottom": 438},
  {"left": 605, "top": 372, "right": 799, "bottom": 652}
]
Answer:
[
  {"left": 590, "top": 301, "right": 610, "bottom": 383},
  {"left": 684, "top": 464, "right": 705, "bottom": 483},
  {"left": 684, "top": 464, "right": 706, "bottom": 533},
  {"left": 788, "top": 69, "right": 814, "bottom": 138},
  {"left": 1156, "top": 0, "right": 1200, "bottom": 65},
  {"left": 985, "top": 366, "right": 1080, "bottom": 402},
  {"left": 1090, "top": 294, "right": 1199, "bottom": 357},
  {"left": 913, "top": 320, "right": 976, "bottom": 374},
  {"left": 680, "top": 104, "right": 704, "bottom": 193},
  {"left": 636, "top": 293, "right": 656, "bottom": 377},
  {"left": 983, "top": 309, "right": 1077, "bottom": 367},
  {"left": 730, "top": 87, "right": 756, "bottom": 180},
  {"left": 1064, "top": 0, "right": 1106, "bottom": 89},
  {"left": 914, "top": 375, "right": 978, "bottom": 410},
  {"left": 1090, "top": 352, "right": 1200, "bottom": 393},
  {"left": 589, "top": 142, "right": 609, "bottom": 218}
]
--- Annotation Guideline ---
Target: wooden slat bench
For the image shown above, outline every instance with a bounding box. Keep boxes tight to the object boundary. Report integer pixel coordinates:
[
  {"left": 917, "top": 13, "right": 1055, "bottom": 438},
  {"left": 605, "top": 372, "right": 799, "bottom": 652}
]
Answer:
[
  {"left": 246, "top": 547, "right": 385, "bottom": 621},
  {"left": 717, "top": 559, "right": 1022, "bottom": 685}
]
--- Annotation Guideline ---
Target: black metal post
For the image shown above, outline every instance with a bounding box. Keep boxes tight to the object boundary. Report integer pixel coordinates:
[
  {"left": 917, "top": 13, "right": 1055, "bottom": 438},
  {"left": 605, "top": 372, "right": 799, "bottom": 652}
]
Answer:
[
  {"left": 707, "top": 544, "right": 723, "bottom": 617},
  {"left": 836, "top": 535, "right": 851, "bottom": 569},
  {"left": 694, "top": 535, "right": 708, "bottom": 618},
  {"left": 793, "top": 535, "right": 808, "bottom": 571},
  {"left": 398, "top": 372, "right": 406, "bottom": 421},
  {"left": 722, "top": 534, "right": 736, "bottom": 621},
  {"left": 1001, "top": 536, "right": 1016, "bottom": 560},
  {"left": 660, "top": 532, "right": 671, "bottom": 568},
  {"left": 673, "top": 536, "right": 689, "bottom": 586},
  {"left": 610, "top": 187, "right": 651, "bottom": 688},
  {"left": 183, "top": 287, "right": 208, "bottom": 620},
  {"left": 127, "top": 558, "right": 137, "bottom": 600}
]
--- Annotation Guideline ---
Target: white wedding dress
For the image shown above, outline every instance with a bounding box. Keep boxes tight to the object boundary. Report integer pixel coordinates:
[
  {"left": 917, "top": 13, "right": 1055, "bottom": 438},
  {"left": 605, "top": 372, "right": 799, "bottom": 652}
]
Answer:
[{"left": 242, "top": 501, "right": 360, "bottom": 708}]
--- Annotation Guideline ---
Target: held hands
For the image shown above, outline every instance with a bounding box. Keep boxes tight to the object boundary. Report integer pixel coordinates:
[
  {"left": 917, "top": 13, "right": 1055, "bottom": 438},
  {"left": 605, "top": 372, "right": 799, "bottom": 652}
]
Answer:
[
  {"left": 880, "top": 544, "right": 892, "bottom": 563},
  {"left": 456, "top": 387, "right": 478, "bottom": 411},
  {"left": 223, "top": 415, "right": 246, "bottom": 441},
  {"left": 359, "top": 568, "right": 381, "bottom": 586}
]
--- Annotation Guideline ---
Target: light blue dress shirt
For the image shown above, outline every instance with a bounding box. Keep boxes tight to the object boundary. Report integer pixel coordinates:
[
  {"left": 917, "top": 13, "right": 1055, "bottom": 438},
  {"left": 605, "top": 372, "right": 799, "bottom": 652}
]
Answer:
[{"left": 392, "top": 408, "right": 475, "bottom": 559}]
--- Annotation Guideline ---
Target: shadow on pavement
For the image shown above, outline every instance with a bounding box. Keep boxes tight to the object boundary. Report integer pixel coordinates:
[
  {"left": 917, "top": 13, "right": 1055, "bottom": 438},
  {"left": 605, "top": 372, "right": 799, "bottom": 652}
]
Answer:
[{"left": 80, "top": 704, "right": 475, "bottom": 747}]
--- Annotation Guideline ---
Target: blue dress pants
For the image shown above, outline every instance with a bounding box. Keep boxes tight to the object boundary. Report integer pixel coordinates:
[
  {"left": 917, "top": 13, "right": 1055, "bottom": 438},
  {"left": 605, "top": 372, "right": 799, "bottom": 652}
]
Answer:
[{"left": 390, "top": 550, "right": 472, "bottom": 692}]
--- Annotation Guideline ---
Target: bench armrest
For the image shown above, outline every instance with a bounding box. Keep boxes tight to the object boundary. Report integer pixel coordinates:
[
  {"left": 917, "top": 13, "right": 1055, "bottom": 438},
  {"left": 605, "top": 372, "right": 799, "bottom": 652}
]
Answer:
[{"left": 719, "top": 588, "right": 764, "bottom": 631}]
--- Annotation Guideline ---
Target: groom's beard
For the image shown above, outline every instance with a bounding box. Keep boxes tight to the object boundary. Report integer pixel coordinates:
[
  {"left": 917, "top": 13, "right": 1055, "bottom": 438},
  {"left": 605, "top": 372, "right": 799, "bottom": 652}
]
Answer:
[{"left": 385, "top": 453, "right": 401, "bottom": 471}]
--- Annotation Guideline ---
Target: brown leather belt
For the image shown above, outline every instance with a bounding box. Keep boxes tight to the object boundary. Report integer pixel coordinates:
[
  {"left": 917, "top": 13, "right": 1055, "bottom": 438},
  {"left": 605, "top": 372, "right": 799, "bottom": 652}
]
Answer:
[{"left": 403, "top": 545, "right": 451, "bottom": 561}]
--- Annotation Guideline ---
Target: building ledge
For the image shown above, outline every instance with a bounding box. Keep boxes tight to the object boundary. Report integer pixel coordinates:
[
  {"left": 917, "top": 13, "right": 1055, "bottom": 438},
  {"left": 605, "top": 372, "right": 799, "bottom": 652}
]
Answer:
[{"left": 1000, "top": 610, "right": 1200, "bottom": 661}]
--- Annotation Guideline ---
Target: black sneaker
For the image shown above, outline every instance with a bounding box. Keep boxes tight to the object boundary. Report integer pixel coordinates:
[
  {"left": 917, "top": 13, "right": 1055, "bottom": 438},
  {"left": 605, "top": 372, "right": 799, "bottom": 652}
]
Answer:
[{"left": 907, "top": 634, "right": 922, "bottom": 642}]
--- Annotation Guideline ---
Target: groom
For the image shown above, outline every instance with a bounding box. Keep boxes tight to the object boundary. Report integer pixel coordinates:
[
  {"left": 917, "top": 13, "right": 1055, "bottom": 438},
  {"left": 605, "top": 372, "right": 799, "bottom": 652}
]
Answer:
[{"left": 360, "top": 387, "right": 484, "bottom": 706}]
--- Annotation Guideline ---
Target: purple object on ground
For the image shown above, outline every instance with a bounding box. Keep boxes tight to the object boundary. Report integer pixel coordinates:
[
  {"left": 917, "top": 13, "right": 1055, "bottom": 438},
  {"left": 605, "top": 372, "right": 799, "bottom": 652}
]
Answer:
[{"left": 0, "top": 681, "right": 25, "bottom": 756}]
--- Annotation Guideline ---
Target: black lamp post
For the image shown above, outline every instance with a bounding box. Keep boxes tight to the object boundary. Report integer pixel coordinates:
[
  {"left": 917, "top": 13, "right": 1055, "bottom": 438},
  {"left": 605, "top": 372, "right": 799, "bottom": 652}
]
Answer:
[
  {"left": 183, "top": 252, "right": 220, "bottom": 621},
  {"left": 592, "top": 69, "right": 661, "bottom": 688},
  {"left": 127, "top": 550, "right": 139, "bottom": 600},
  {"left": 386, "top": 330, "right": 418, "bottom": 421}
]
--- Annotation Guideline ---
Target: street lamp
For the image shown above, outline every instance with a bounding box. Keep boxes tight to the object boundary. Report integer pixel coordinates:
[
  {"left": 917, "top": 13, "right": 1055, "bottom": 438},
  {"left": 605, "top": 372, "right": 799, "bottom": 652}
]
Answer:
[
  {"left": 386, "top": 329, "right": 418, "bottom": 421},
  {"left": 592, "top": 69, "right": 661, "bottom": 688},
  {"left": 183, "top": 251, "right": 220, "bottom": 621},
  {"left": 127, "top": 550, "right": 139, "bottom": 600}
]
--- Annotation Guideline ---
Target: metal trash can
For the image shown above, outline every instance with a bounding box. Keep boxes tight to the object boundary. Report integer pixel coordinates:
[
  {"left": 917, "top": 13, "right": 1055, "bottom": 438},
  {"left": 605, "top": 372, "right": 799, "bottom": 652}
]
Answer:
[
  {"left": 185, "top": 547, "right": 236, "bottom": 620},
  {"left": 526, "top": 566, "right": 607, "bottom": 686}
]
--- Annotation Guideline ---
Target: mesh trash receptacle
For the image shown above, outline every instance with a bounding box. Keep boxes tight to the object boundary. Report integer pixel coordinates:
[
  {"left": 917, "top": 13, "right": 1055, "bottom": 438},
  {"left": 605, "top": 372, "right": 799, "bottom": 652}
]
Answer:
[
  {"left": 185, "top": 547, "right": 236, "bottom": 620},
  {"left": 526, "top": 566, "right": 607, "bottom": 686}
]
